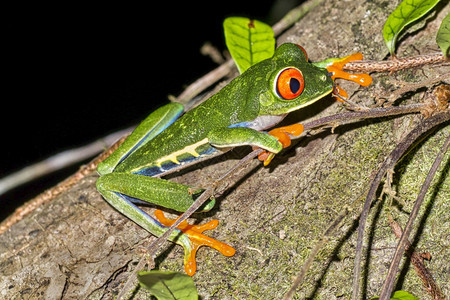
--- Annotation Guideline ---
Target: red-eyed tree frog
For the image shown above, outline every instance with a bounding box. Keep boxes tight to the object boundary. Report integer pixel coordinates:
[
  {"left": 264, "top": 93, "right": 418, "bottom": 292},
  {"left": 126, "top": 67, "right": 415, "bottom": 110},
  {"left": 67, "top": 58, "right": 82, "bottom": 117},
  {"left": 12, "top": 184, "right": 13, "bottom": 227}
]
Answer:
[{"left": 96, "top": 43, "right": 371, "bottom": 276}]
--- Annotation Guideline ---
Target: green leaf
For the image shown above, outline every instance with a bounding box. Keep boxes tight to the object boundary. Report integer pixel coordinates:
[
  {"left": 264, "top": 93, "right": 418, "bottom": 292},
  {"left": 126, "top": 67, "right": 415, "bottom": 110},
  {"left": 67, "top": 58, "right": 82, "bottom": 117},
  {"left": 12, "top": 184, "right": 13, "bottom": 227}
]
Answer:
[
  {"left": 436, "top": 12, "right": 450, "bottom": 58},
  {"left": 383, "top": 0, "right": 441, "bottom": 56},
  {"left": 370, "top": 290, "right": 419, "bottom": 300},
  {"left": 390, "top": 291, "right": 420, "bottom": 300},
  {"left": 223, "top": 17, "right": 275, "bottom": 74},
  {"left": 137, "top": 270, "right": 198, "bottom": 300}
]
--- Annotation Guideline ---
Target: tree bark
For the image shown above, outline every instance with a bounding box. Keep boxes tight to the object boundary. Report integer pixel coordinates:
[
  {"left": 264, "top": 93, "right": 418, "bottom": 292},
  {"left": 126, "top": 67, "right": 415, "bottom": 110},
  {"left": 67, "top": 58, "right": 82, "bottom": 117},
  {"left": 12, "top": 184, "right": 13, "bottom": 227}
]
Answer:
[{"left": 1, "top": 0, "right": 449, "bottom": 299}]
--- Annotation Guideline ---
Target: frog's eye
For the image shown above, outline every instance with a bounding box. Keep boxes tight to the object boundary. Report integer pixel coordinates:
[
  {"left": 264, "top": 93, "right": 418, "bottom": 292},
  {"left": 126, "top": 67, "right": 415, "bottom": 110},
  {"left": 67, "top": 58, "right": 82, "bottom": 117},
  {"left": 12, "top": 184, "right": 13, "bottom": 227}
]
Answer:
[{"left": 276, "top": 67, "right": 304, "bottom": 100}]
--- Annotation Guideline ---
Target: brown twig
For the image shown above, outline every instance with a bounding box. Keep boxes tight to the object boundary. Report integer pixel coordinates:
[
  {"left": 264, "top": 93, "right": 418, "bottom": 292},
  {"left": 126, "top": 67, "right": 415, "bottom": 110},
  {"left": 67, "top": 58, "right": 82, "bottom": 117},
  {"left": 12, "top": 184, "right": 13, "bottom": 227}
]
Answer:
[
  {"left": 300, "top": 103, "right": 425, "bottom": 132},
  {"left": 379, "top": 134, "right": 449, "bottom": 300},
  {"left": 383, "top": 73, "right": 450, "bottom": 103},
  {"left": 271, "top": 0, "right": 325, "bottom": 36},
  {"left": 351, "top": 111, "right": 450, "bottom": 300},
  {"left": 0, "top": 134, "right": 129, "bottom": 235},
  {"left": 344, "top": 53, "right": 447, "bottom": 73},
  {"left": 387, "top": 216, "right": 445, "bottom": 300},
  {"left": 176, "top": 59, "right": 236, "bottom": 106}
]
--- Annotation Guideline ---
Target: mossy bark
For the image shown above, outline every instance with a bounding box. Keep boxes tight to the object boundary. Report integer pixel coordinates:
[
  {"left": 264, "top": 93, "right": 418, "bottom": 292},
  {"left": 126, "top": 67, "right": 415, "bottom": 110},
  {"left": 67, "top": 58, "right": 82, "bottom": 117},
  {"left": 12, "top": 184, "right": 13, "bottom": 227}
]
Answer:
[{"left": 1, "top": 0, "right": 449, "bottom": 299}]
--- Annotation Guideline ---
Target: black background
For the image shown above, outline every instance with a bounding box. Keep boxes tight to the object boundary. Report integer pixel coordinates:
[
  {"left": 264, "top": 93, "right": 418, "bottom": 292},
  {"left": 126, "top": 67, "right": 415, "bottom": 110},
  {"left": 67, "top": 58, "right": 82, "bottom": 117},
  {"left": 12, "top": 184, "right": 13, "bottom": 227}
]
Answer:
[{"left": 2, "top": 1, "right": 301, "bottom": 220}]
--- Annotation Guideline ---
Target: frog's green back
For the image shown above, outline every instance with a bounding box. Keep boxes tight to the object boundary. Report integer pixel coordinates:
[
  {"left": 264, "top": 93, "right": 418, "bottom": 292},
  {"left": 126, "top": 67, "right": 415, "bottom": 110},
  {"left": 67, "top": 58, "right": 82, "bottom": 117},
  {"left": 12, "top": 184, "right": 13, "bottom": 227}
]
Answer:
[{"left": 114, "top": 65, "right": 266, "bottom": 175}]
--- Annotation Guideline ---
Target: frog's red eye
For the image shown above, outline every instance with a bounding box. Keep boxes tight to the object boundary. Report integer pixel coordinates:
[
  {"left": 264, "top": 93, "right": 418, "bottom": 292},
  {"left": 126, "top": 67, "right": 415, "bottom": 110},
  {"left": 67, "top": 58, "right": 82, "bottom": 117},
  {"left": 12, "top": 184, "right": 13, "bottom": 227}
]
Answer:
[{"left": 276, "top": 68, "right": 304, "bottom": 100}]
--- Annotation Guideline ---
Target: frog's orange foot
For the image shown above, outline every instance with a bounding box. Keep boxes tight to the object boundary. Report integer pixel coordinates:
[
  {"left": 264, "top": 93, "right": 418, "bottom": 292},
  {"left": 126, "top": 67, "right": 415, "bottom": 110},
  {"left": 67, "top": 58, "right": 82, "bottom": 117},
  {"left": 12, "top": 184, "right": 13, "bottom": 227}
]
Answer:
[
  {"left": 154, "top": 209, "right": 235, "bottom": 276},
  {"left": 256, "top": 123, "right": 304, "bottom": 166},
  {"left": 326, "top": 53, "right": 372, "bottom": 99},
  {"left": 333, "top": 84, "right": 348, "bottom": 102}
]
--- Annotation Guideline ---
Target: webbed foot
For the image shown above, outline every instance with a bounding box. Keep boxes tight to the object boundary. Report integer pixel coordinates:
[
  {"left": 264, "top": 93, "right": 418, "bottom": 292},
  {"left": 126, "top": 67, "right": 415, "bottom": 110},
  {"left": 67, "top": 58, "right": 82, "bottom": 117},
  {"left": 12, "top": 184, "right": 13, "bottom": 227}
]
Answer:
[
  {"left": 256, "top": 123, "right": 304, "bottom": 166},
  {"left": 325, "top": 53, "right": 372, "bottom": 100},
  {"left": 154, "top": 209, "right": 235, "bottom": 276}
]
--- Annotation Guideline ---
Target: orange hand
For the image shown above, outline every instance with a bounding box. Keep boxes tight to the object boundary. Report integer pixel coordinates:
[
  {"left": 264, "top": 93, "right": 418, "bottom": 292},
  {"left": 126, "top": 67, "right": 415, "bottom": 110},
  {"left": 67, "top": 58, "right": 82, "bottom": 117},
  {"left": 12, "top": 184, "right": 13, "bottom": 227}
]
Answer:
[
  {"left": 257, "top": 123, "right": 304, "bottom": 166},
  {"left": 154, "top": 209, "right": 235, "bottom": 276},
  {"left": 326, "top": 53, "right": 372, "bottom": 99}
]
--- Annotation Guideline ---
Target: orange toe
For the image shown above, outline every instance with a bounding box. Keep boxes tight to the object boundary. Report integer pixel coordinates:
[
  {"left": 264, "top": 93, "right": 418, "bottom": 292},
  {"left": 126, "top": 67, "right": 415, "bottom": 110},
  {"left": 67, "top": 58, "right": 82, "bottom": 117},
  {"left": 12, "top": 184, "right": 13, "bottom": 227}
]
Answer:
[
  {"left": 257, "top": 123, "right": 304, "bottom": 166},
  {"left": 154, "top": 209, "right": 235, "bottom": 276},
  {"left": 326, "top": 53, "right": 372, "bottom": 99}
]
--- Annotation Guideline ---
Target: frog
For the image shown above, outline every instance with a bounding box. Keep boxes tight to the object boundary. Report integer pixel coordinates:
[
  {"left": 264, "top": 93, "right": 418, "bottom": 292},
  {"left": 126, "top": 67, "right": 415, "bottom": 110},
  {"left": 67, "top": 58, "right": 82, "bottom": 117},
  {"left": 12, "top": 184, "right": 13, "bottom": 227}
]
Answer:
[{"left": 96, "top": 43, "right": 371, "bottom": 275}]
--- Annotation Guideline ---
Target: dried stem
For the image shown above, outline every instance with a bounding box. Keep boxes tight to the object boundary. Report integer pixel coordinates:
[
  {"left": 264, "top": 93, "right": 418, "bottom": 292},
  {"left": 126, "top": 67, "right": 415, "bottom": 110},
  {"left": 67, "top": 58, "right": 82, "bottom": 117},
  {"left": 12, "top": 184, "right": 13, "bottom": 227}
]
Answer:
[
  {"left": 384, "top": 73, "right": 450, "bottom": 103},
  {"left": 300, "top": 103, "right": 425, "bottom": 133},
  {"left": 379, "top": 134, "right": 449, "bottom": 300},
  {"left": 271, "top": 0, "right": 325, "bottom": 36},
  {"left": 344, "top": 53, "right": 448, "bottom": 73},
  {"left": 0, "top": 128, "right": 132, "bottom": 197},
  {"left": 387, "top": 216, "right": 445, "bottom": 300},
  {"left": 0, "top": 132, "right": 130, "bottom": 235},
  {"left": 176, "top": 59, "right": 236, "bottom": 106}
]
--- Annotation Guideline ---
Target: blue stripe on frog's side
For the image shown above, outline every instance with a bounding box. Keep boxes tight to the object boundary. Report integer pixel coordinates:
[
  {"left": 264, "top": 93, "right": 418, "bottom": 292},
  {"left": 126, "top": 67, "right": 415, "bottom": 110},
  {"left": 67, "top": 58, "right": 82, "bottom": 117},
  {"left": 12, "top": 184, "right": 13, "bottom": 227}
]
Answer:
[
  {"left": 134, "top": 146, "right": 219, "bottom": 177},
  {"left": 227, "top": 121, "right": 251, "bottom": 128}
]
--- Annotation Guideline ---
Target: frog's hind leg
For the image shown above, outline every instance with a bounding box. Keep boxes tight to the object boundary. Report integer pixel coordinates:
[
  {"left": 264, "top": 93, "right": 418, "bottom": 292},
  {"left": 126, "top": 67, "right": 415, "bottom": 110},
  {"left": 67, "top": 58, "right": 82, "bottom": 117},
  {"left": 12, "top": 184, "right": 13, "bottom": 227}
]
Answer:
[
  {"left": 96, "top": 176, "right": 173, "bottom": 237},
  {"left": 97, "top": 102, "right": 184, "bottom": 175},
  {"left": 97, "top": 173, "right": 215, "bottom": 214},
  {"left": 96, "top": 173, "right": 233, "bottom": 276}
]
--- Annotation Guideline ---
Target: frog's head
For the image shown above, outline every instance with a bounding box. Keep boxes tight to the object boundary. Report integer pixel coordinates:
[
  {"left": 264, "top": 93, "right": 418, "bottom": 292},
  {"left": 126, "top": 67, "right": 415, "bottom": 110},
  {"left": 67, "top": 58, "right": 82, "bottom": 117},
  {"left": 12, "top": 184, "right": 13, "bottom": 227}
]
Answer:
[{"left": 257, "top": 43, "right": 334, "bottom": 116}]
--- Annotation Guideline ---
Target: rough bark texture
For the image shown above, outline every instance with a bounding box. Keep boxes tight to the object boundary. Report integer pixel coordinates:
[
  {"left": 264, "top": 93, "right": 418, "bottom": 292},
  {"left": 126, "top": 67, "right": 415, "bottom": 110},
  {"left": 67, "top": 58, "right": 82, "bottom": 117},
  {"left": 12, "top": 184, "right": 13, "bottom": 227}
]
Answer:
[{"left": 1, "top": 0, "right": 449, "bottom": 299}]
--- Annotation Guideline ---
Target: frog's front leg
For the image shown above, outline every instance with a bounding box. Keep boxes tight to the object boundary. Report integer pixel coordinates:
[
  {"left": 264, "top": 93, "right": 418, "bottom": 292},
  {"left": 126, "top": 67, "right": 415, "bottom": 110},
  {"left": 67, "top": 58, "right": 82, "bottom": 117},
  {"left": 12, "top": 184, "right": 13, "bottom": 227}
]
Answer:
[
  {"left": 208, "top": 126, "right": 291, "bottom": 166},
  {"left": 96, "top": 174, "right": 235, "bottom": 275},
  {"left": 208, "top": 126, "right": 283, "bottom": 153}
]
